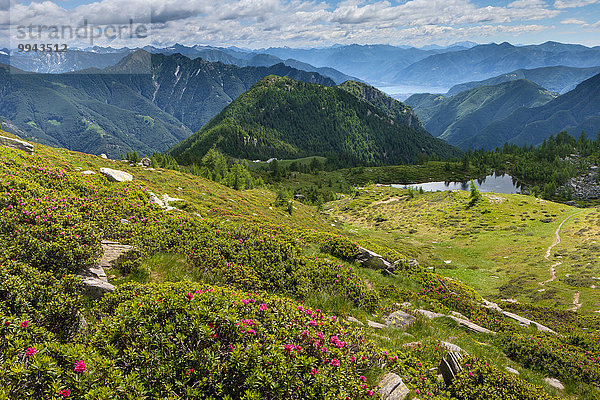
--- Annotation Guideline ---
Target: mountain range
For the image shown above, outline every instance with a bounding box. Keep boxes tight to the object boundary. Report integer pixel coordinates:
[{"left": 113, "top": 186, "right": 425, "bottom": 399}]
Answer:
[
  {"left": 397, "top": 42, "right": 600, "bottom": 87},
  {"left": 406, "top": 80, "right": 558, "bottom": 148},
  {"left": 447, "top": 65, "right": 600, "bottom": 96},
  {"left": 463, "top": 72, "right": 600, "bottom": 150},
  {"left": 5, "top": 41, "right": 600, "bottom": 90},
  {"left": 0, "top": 51, "right": 336, "bottom": 158},
  {"left": 406, "top": 73, "right": 600, "bottom": 150},
  {"left": 169, "top": 76, "right": 460, "bottom": 166}
]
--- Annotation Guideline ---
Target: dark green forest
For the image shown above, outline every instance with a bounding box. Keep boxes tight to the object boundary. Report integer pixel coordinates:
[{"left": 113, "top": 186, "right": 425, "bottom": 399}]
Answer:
[{"left": 169, "top": 76, "right": 461, "bottom": 168}]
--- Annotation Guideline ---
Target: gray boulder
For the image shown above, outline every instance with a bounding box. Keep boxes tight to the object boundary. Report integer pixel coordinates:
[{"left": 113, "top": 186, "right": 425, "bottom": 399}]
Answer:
[
  {"left": 138, "top": 157, "right": 152, "bottom": 167},
  {"left": 544, "top": 377, "right": 564, "bottom": 390},
  {"left": 439, "top": 352, "right": 463, "bottom": 386},
  {"left": 378, "top": 372, "right": 410, "bottom": 400},
  {"left": 81, "top": 276, "right": 115, "bottom": 299},
  {"left": 356, "top": 247, "right": 392, "bottom": 270},
  {"left": 100, "top": 168, "right": 133, "bottom": 182},
  {"left": 367, "top": 319, "right": 386, "bottom": 329},
  {"left": 0, "top": 135, "right": 33, "bottom": 154},
  {"left": 384, "top": 310, "right": 416, "bottom": 329}
]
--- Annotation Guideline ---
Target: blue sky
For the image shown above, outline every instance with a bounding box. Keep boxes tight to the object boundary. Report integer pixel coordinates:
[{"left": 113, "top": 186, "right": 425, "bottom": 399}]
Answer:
[{"left": 2, "top": 0, "right": 599, "bottom": 48}]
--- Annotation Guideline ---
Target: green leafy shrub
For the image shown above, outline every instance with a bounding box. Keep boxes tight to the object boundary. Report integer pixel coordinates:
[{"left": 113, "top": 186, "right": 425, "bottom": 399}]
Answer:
[
  {"left": 450, "top": 358, "right": 558, "bottom": 400},
  {"left": 92, "top": 282, "right": 379, "bottom": 399},
  {"left": 0, "top": 262, "right": 83, "bottom": 341}
]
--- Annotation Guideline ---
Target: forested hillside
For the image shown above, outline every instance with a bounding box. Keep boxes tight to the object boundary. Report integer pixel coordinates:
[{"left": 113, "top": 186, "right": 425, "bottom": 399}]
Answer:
[
  {"left": 0, "top": 51, "right": 336, "bottom": 158},
  {"left": 406, "top": 80, "right": 557, "bottom": 148},
  {"left": 169, "top": 76, "right": 461, "bottom": 167}
]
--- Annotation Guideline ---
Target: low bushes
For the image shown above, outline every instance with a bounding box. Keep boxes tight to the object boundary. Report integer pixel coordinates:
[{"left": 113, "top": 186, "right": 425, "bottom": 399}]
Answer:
[{"left": 449, "top": 358, "right": 558, "bottom": 400}]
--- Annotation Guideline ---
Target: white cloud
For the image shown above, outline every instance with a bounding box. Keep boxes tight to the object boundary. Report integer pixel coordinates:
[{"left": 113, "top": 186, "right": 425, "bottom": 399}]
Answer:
[
  {"left": 561, "top": 18, "right": 587, "bottom": 23},
  {"left": 554, "top": 0, "right": 600, "bottom": 8},
  {"left": 0, "top": 0, "right": 566, "bottom": 48}
]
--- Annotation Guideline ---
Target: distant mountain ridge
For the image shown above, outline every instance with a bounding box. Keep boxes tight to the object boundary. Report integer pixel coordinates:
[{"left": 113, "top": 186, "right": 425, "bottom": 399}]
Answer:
[
  {"left": 463, "top": 72, "right": 600, "bottom": 150},
  {"left": 398, "top": 41, "right": 600, "bottom": 87},
  {"left": 405, "top": 80, "right": 557, "bottom": 148},
  {"left": 447, "top": 65, "right": 600, "bottom": 95},
  {"left": 169, "top": 76, "right": 461, "bottom": 166},
  {"left": 4, "top": 41, "right": 600, "bottom": 90},
  {"left": 0, "top": 51, "right": 337, "bottom": 158}
]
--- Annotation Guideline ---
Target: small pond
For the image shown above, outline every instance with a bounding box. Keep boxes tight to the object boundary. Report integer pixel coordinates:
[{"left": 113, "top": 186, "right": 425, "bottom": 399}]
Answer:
[{"left": 391, "top": 173, "right": 523, "bottom": 194}]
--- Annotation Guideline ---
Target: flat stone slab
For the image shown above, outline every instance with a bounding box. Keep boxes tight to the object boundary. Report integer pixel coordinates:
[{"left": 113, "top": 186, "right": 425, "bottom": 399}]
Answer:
[
  {"left": 482, "top": 298, "right": 557, "bottom": 334},
  {"left": 378, "top": 372, "right": 410, "bottom": 400},
  {"left": 367, "top": 319, "right": 386, "bottom": 329},
  {"left": 100, "top": 168, "right": 133, "bottom": 182},
  {"left": 81, "top": 276, "right": 115, "bottom": 299},
  {"left": 544, "top": 377, "right": 564, "bottom": 390},
  {"left": 440, "top": 341, "right": 467, "bottom": 354},
  {"left": 384, "top": 310, "right": 416, "bottom": 329},
  {"left": 356, "top": 247, "right": 392, "bottom": 270},
  {"left": 347, "top": 316, "right": 364, "bottom": 325},
  {"left": 505, "top": 367, "right": 519, "bottom": 375},
  {"left": 414, "top": 309, "right": 495, "bottom": 335},
  {"left": 99, "top": 240, "right": 134, "bottom": 268},
  {"left": 0, "top": 135, "right": 33, "bottom": 154}
]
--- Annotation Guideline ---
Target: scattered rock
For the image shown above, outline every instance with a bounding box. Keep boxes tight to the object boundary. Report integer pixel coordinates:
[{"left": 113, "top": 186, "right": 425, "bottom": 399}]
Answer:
[
  {"left": 356, "top": 247, "right": 392, "bottom": 270},
  {"left": 100, "top": 168, "right": 133, "bottom": 182},
  {"left": 384, "top": 310, "right": 416, "bottom": 329},
  {"left": 0, "top": 135, "right": 34, "bottom": 154},
  {"left": 505, "top": 367, "right": 519, "bottom": 375},
  {"left": 80, "top": 276, "right": 115, "bottom": 299},
  {"left": 414, "top": 309, "right": 444, "bottom": 319},
  {"left": 450, "top": 311, "right": 467, "bottom": 320},
  {"left": 347, "top": 316, "right": 364, "bottom": 325},
  {"left": 544, "top": 377, "right": 564, "bottom": 390},
  {"left": 81, "top": 170, "right": 96, "bottom": 175},
  {"left": 138, "top": 157, "right": 151, "bottom": 167},
  {"left": 378, "top": 372, "right": 410, "bottom": 400},
  {"left": 402, "top": 342, "right": 422, "bottom": 348},
  {"left": 367, "top": 319, "right": 386, "bottom": 329},
  {"left": 99, "top": 240, "right": 134, "bottom": 268},
  {"left": 149, "top": 192, "right": 165, "bottom": 207},
  {"left": 439, "top": 352, "right": 463, "bottom": 386},
  {"left": 120, "top": 219, "right": 130, "bottom": 224},
  {"left": 75, "top": 311, "right": 88, "bottom": 335},
  {"left": 440, "top": 341, "right": 467, "bottom": 354},
  {"left": 414, "top": 309, "right": 495, "bottom": 335},
  {"left": 100, "top": 153, "right": 108, "bottom": 159}
]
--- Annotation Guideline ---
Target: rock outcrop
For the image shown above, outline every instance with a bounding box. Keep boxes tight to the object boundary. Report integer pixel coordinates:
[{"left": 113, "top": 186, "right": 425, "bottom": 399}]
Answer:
[
  {"left": 148, "top": 192, "right": 184, "bottom": 211},
  {"left": 79, "top": 240, "right": 134, "bottom": 299},
  {"left": 100, "top": 168, "right": 133, "bottom": 182},
  {"left": 378, "top": 372, "right": 410, "bottom": 400},
  {"left": 439, "top": 352, "right": 463, "bottom": 386},
  {"left": 357, "top": 247, "right": 392, "bottom": 270},
  {"left": 481, "top": 299, "right": 556, "bottom": 334},
  {"left": 558, "top": 166, "right": 600, "bottom": 200},
  {"left": 0, "top": 135, "right": 33, "bottom": 154},
  {"left": 384, "top": 310, "right": 416, "bottom": 329},
  {"left": 415, "top": 309, "right": 496, "bottom": 335}
]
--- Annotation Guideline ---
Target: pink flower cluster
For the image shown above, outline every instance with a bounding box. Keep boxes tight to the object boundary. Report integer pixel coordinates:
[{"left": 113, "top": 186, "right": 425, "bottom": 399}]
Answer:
[{"left": 74, "top": 360, "right": 87, "bottom": 373}]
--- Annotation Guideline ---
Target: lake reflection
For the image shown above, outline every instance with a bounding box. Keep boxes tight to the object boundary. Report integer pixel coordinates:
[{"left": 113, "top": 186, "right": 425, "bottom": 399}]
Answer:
[{"left": 391, "top": 174, "right": 523, "bottom": 194}]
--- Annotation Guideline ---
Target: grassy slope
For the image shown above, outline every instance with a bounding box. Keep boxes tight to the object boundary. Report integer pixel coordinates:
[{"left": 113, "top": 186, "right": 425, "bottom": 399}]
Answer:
[
  {"left": 326, "top": 185, "right": 600, "bottom": 314},
  {"left": 4, "top": 136, "right": 600, "bottom": 398}
]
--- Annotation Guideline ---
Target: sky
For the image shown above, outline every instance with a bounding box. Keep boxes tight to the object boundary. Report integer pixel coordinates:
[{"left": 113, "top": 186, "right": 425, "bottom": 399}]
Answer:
[{"left": 1, "top": 0, "right": 599, "bottom": 49}]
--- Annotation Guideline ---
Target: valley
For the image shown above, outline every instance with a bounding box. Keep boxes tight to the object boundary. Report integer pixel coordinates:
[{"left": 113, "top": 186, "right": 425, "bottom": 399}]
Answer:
[{"left": 1, "top": 8, "right": 600, "bottom": 397}]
